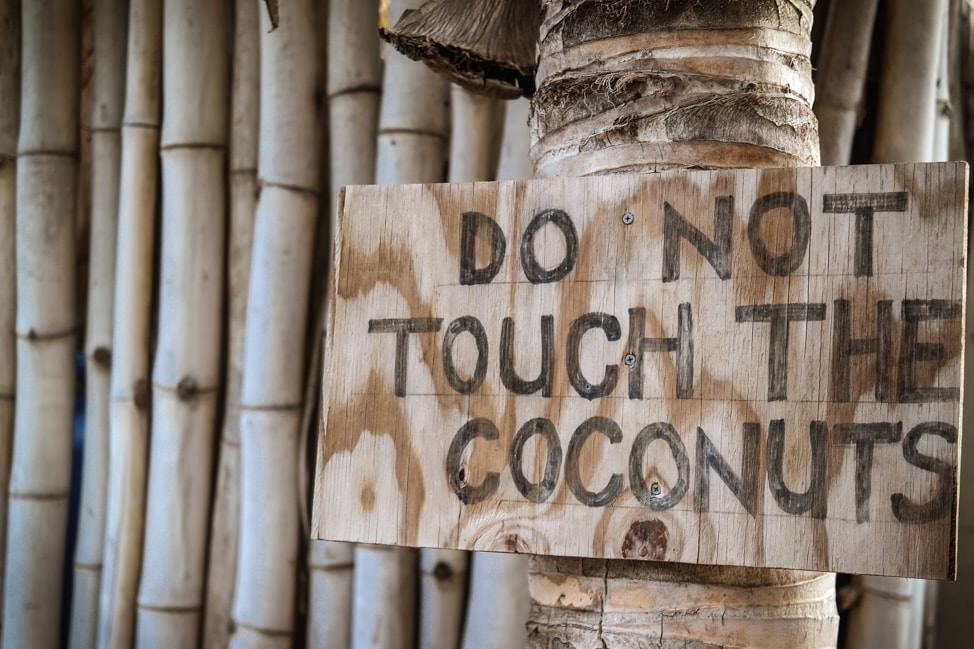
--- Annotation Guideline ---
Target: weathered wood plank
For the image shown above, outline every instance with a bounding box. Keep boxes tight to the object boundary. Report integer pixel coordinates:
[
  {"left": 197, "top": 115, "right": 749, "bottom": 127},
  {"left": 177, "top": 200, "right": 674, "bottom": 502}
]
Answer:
[{"left": 312, "top": 162, "right": 968, "bottom": 579}]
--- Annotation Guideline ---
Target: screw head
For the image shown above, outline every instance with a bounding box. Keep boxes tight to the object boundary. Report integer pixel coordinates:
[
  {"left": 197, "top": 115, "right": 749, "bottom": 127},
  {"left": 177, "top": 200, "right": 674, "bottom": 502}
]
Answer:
[
  {"left": 622, "top": 211, "right": 634, "bottom": 225},
  {"left": 650, "top": 482, "right": 662, "bottom": 497},
  {"left": 624, "top": 353, "right": 637, "bottom": 367}
]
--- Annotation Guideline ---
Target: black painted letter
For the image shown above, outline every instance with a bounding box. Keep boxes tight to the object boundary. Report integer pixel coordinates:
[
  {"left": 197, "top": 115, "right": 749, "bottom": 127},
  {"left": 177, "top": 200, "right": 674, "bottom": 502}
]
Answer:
[
  {"left": 629, "top": 422, "right": 690, "bottom": 510},
  {"left": 747, "top": 192, "right": 811, "bottom": 276},
  {"left": 567, "top": 312, "right": 621, "bottom": 400},
  {"left": 833, "top": 422, "right": 902, "bottom": 523},
  {"left": 565, "top": 417, "right": 623, "bottom": 507},
  {"left": 441, "top": 316, "right": 488, "bottom": 394},
  {"left": 892, "top": 422, "right": 957, "bottom": 523},
  {"left": 628, "top": 303, "right": 693, "bottom": 399},
  {"left": 446, "top": 418, "right": 500, "bottom": 505},
  {"left": 766, "top": 419, "right": 828, "bottom": 518},
  {"left": 662, "top": 196, "right": 733, "bottom": 282},
  {"left": 500, "top": 315, "right": 554, "bottom": 396},
  {"left": 822, "top": 192, "right": 908, "bottom": 277},
  {"left": 509, "top": 418, "right": 562, "bottom": 503},
  {"left": 735, "top": 303, "right": 826, "bottom": 401},
  {"left": 831, "top": 299, "right": 894, "bottom": 402},
  {"left": 519, "top": 209, "right": 579, "bottom": 284},
  {"left": 460, "top": 211, "right": 507, "bottom": 285},
  {"left": 898, "top": 300, "right": 962, "bottom": 403},
  {"left": 694, "top": 425, "right": 760, "bottom": 516},
  {"left": 368, "top": 318, "right": 444, "bottom": 397}
]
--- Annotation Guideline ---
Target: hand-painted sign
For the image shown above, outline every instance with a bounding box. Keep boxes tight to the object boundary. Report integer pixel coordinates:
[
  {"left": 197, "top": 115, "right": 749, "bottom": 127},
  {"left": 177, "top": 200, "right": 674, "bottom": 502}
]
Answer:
[{"left": 313, "top": 162, "right": 967, "bottom": 579}]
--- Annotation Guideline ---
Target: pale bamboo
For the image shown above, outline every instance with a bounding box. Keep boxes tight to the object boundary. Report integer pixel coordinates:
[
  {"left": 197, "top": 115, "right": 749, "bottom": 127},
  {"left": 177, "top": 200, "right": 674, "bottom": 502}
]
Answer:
[
  {"left": 813, "top": 0, "right": 880, "bottom": 165},
  {"left": 846, "top": 578, "right": 924, "bottom": 649},
  {"left": 202, "top": 1, "right": 259, "bottom": 646},
  {"left": 97, "top": 2, "right": 162, "bottom": 645},
  {"left": 136, "top": 0, "right": 227, "bottom": 645},
  {"left": 525, "top": 1, "right": 837, "bottom": 646},
  {"left": 2, "top": 1, "right": 79, "bottom": 648},
  {"left": 307, "top": 1, "right": 382, "bottom": 645},
  {"left": 460, "top": 95, "right": 531, "bottom": 649},
  {"left": 229, "top": 2, "right": 321, "bottom": 647},
  {"left": 872, "top": 0, "right": 949, "bottom": 163},
  {"left": 0, "top": 0, "right": 19, "bottom": 633},
  {"left": 353, "top": 2, "right": 448, "bottom": 648},
  {"left": 417, "top": 86, "right": 500, "bottom": 649},
  {"left": 69, "top": 2, "right": 127, "bottom": 646}
]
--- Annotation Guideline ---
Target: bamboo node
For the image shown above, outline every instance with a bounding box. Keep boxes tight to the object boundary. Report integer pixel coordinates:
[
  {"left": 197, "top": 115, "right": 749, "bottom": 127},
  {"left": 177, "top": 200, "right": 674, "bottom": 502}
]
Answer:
[
  {"left": 176, "top": 376, "right": 199, "bottom": 401},
  {"left": 134, "top": 379, "right": 150, "bottom": 409},
  {"left": 92, "top": 346, "right": 112, "bottom": 366},
  {"left": 432, "top": 561, "right": 454, "bottom": 581}
]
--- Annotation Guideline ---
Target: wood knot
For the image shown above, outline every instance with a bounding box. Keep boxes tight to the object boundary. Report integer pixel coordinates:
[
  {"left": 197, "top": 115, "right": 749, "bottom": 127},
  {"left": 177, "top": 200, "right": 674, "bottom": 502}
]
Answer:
[
  {"left": 621, "top": 518, "right": 668, "bottom": 560},
  {"left": 432, "top": 561, "right": 453, "bottom": 581},
  {"left": 176, "top": 377, "right": 198, "bottom": 401}
]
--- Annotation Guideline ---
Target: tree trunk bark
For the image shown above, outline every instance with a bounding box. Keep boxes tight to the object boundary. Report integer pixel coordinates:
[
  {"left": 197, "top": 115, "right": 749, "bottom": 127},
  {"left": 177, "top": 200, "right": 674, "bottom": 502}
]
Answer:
[
  {"left": 2, "top": 2, "right": 79, "bottom": 648},
  {"left": 136, "top": 0, "right": 227, "bottom": 645},
  {"left": 526, "top": 2, "right": 837, "bottom": 646}
]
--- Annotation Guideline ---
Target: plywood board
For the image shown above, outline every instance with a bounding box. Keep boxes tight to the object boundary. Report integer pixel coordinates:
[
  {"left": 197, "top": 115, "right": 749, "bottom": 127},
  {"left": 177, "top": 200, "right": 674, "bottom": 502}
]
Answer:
[{"left": 312, "top": 162, "right": 968, "bottom": 579}]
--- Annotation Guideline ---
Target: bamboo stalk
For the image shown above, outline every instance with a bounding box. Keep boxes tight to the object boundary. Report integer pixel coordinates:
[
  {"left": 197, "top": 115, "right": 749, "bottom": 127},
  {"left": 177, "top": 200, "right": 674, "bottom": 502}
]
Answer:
[
  {"left": 97, "top": 2, "right": 162, "bottom": 645},
  {"left": 1, "top": 1, "right": 79, "bottom": 648},
  {"left": 352, "top": 3, "right": 448, "bottom": 648},
  {"left": 417, "top": 86, "right": 500, "bottom": 649},
  {"left": 229, "top": 2, "right": 321, "bottom": 647},
  {"left": 306, "top": 2, "right": 382, "bottom": 645},
  {"left": 69, "top": 2, "right": 127, "bottom": 647},
  {"left": 136, "top": 0, "right": 227, "bottom": 645},
  {"left": 459, "top": 95, "right": 531, "bottom": 649},
  {"left": 0, "top": 0, "right": 19, "bottom": 634},
  {"left": 813, "top": 0, "right": 880, "bottom": 165},
  {"left": 872, "top": 0, "right": 949, "bottom": 162},
  {"left": 202, "top": 1, "right": 259, "bottom": 646}
]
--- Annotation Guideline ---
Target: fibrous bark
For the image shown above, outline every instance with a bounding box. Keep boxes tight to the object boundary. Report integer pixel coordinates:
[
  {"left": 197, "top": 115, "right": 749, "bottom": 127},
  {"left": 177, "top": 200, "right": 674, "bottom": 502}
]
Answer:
[{"left": 382, "top": 0, "right": 539, "bottom": 99}]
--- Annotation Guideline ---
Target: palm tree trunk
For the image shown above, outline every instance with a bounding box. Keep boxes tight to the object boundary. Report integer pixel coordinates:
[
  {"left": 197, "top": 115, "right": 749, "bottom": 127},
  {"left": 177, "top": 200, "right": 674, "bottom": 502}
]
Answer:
[
  {"left": 2, "top": 1, "right": 79, "bottom": 647},
  {"left": 230, "top": 2, "right": 322, "bottom": 647},
  {"left": 70, "top": 2, "right": 127, "bottom": 646},
  {"left": 526, "top": 1, "right": 836, "bottom": 645},
  {"left": 136, "top": 0, "right": 228, "bottom": 644},
  {"left": 0, "top": 0, "right": 19, "bottom": 633},
  {"left": 203, "top": 1, "right": 259, "bottom": 646},
  {"left": 97, "top": 1, "right": 162, "bottom": 645}
]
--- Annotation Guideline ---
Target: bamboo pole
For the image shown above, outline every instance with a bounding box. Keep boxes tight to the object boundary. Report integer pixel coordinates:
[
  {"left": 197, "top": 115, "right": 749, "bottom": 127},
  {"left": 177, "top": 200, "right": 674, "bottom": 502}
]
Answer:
[
  {"left": 417, "top": 86, "right": 501, "bottom": 649},
  {"left": 97, "top": 2, "right": 162, "bottom": 645},
  {"left": 872, "top": 0, "right": 949, "bottom": 163},
  {"left": 136, "top": 0, "right": 227, "bottom": 645},
  {"left": 202, "top": 1, "right": 259, "bottom": 646},
  {"left": 0, "top": 0, "right": 19, "bottom": 634},
  {"left": 1, "top": 1, "right": 79, "bottom": 648},
  {"left": 813, "top": 0, "right": 880, "bottom": 165},
  {"left": 459, "top": 95, "right": 531, "bottom": 649},
  {"left": 69, "top": 2, "right": 127, "bottom": 646},
  {"left": 353, "top": 2, "right": 448, "bottom": 648},
  {"left": 306, "top": 2, "right": 382, "bottom": 645},
  {"left": 229, "top": 2, "right": 321, "bottom": 647}
]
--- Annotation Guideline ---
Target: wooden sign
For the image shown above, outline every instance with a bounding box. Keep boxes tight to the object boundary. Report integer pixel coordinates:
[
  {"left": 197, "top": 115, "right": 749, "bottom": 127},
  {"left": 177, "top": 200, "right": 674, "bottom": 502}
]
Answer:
[{"left": 312, "top": 162, "right": 968, "bottom": 579}]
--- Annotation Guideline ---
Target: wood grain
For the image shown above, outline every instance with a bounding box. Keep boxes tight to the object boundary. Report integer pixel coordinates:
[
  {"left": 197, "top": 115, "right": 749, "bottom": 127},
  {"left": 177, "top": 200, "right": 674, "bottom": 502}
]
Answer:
[{"left": 313, "top": 162, "right": 968, "bottom": 579}]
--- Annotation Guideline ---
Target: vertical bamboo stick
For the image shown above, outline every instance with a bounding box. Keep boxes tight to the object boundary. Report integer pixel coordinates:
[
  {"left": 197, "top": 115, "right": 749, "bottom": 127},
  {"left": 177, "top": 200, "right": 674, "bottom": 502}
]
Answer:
[
  {"left": 813, "top": 0, "right": 880, "bottom": 165},
  {"left": 229, "top": 2, "right": 321, "bottom": 647},
  {"left": 136, "top": 0, "right": 227, "bottom": 645},
  {"left": 459, "top": 95, "right": 531, "bottom": 649},
  {"left": 0, "top": 0, "right": 19, "bottom": 634},
  {"left": 872, "top": 0, "right": 949, "bottom": 162},
  {"left": 353, "top": 2, "right": 448, "bottom": 648},
  {"left": 202, "top": 1, "right": 259, "bottom": 646},
  {"left": 97, "top": 2, "right": 162, "bottom": 645},
  {"left": 307, "top": 2, "right": 381, "bottom": 645},
  {"left": 417, "top": 86, "right": 500, "bottom": 649},
  {"left": 69, "top": 2, "right": 127, "bottom": 647},
  {"left": 1, "top": 1, "right": 79, "bottom": 648}
]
